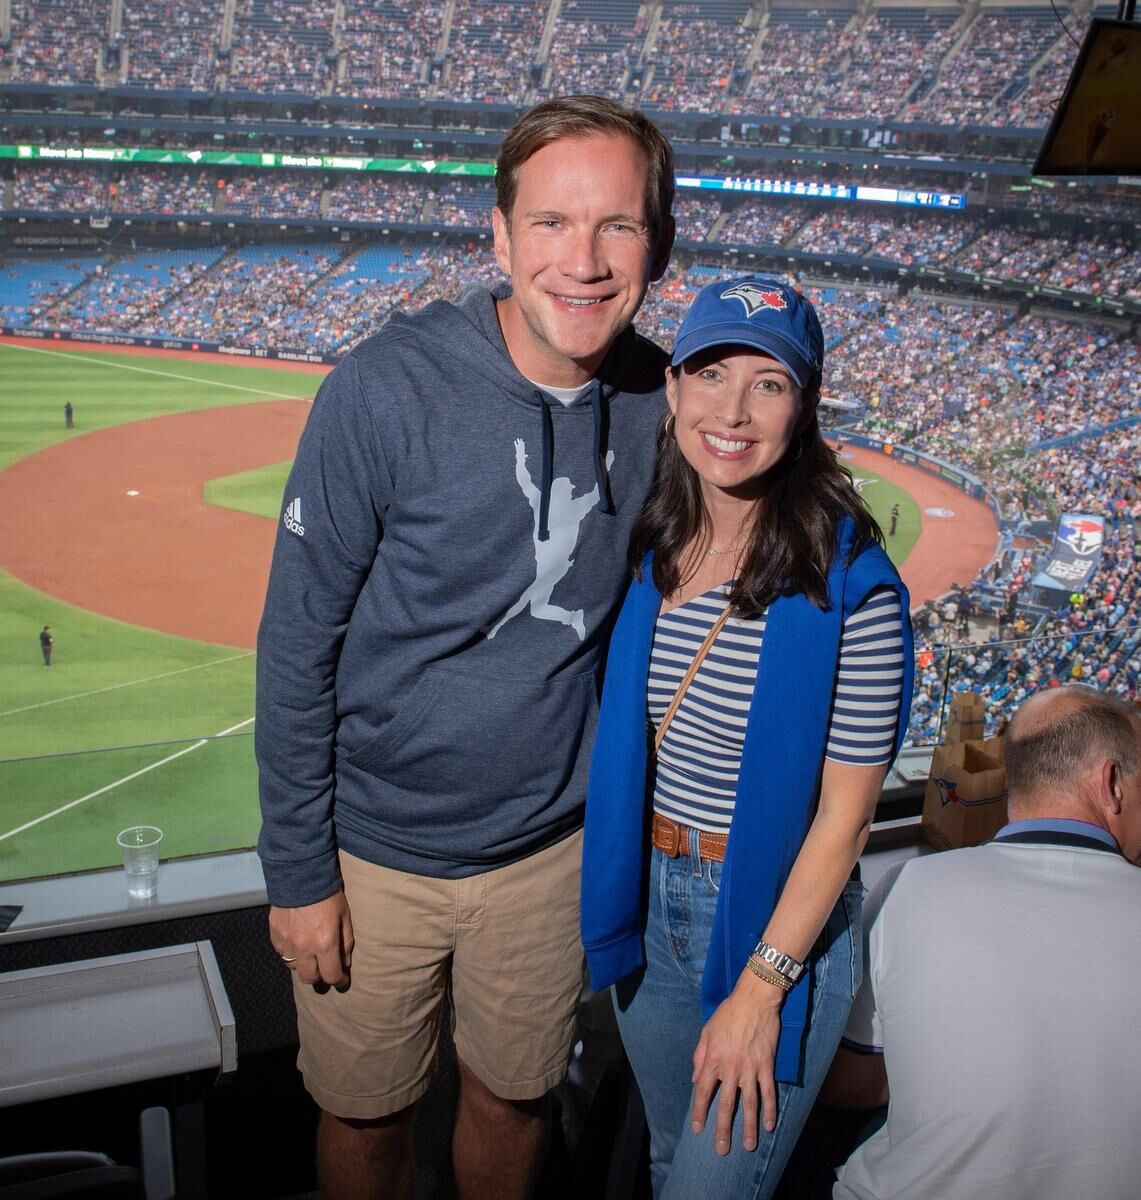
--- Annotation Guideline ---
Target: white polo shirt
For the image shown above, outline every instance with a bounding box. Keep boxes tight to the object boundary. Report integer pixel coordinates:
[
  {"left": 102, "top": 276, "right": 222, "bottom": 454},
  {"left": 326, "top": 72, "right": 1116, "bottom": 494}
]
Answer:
[{"left": 834, "top": 821, "right": 1141, "bottom": 1200}]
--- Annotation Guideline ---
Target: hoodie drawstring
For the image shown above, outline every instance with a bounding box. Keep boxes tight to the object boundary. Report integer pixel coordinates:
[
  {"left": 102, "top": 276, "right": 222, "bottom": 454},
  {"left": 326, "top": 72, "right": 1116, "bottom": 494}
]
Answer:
[
  {"left": 591, "top": 385, "right": 615, "bottom": 517},
  {"left": 535, "top": 384, "right": 614, "bottom": 543},
  {"left": 538, "top": 393, "right": 554, "bottom": 543}
]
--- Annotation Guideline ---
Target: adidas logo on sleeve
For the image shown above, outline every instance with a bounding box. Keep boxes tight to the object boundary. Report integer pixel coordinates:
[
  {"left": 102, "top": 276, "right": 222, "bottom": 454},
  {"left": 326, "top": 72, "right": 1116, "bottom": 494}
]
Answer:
[{"left": 283, "top": 497, "right": 305, "bottom": 537}]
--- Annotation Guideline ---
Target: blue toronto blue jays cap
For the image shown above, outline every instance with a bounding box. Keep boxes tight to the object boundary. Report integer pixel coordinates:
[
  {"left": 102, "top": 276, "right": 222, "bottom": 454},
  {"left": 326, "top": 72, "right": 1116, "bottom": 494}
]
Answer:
[{"left": 670, "top": 276, "right": 825, "bottom": 389}]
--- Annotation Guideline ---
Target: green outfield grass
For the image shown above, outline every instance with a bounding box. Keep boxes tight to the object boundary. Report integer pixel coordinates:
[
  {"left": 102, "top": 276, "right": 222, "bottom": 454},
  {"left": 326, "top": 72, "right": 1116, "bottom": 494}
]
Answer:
[
  {"left": 848, "top": 465, "right": 920, "bottom": 565},
  {"left": 0, "top": 732, "right": 259, "bottom": 881},
  {"left": 0, "top": 344, "right": 322, "bottom": 882},
  {"left": 0, "top": 571, "right": 256, "bottom": 760},
  {"left": 205, "top": 461, "right": 293, "bottom": 521},
  {"left": 0, "top": 341, "right": 320, "bottom": 470}
]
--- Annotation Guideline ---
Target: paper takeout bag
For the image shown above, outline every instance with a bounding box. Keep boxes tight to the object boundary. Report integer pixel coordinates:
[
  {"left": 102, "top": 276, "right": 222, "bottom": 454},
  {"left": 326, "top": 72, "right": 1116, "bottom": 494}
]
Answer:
[
  {"left": 921, "top": 735, "right": 1007, "bottom": 851},
  {"left": 944, "top": 690, "right": 985, "bottom": 745}
]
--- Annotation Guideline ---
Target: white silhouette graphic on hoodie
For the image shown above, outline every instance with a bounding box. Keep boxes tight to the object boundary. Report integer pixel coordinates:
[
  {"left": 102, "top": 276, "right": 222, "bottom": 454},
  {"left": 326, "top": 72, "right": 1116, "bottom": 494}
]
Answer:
[{"left": 488, "top": 438, "right": 615, "bottom": 641}]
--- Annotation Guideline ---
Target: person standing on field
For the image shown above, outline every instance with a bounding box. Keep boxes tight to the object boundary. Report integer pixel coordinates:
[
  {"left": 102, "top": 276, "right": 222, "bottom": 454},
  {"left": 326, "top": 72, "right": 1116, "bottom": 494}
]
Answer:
[
  {"left": 64, "top": 401, "right": 74, "bottom": 429},
  {"left": 255, "top": 95, "right": 676, "bottom": 1200},
  {"left": 39, "top": 625, "right": 53, "bottom": 666}
]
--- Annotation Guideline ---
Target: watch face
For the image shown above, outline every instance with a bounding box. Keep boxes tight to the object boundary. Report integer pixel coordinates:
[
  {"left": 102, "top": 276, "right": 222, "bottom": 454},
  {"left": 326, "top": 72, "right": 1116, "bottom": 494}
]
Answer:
[{"left": 759, "top": 943, "right": 803, "bottom": 980}]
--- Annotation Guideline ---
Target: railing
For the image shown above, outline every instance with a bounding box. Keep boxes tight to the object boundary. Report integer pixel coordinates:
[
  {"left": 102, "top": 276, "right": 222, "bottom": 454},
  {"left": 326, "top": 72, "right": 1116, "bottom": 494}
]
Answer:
[
  {"left": 909, "top": 624, "right": 1139, "bottom": 748},
  {"left": 2, "top": 625, "right": 1136, "bottom": 885}
]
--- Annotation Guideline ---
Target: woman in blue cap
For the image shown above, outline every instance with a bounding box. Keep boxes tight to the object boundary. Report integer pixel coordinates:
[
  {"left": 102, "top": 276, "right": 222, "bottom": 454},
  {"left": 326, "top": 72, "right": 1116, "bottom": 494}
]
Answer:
[{"left": 581, "top": 277, "right": 913, "bottom": 1198}]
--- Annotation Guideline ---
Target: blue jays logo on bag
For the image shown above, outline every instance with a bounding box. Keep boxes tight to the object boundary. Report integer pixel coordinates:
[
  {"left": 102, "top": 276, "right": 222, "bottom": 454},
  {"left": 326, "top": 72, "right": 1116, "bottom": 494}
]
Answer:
[
  {"left": 721, "top": 282, "right": 789, "bottom": 317},
  {"left": 932, "top": 777, "right": 1004, "bottom": 808},
  {"left": 1057, "top": 517, "right": 1102, "bottom": 556}
]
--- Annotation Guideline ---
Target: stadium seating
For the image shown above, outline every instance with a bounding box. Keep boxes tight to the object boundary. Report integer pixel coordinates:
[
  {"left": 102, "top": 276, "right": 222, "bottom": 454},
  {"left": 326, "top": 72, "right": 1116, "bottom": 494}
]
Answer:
[
  {"left": 0, "top": 0, "right": 1112, "bottom": 129},
  {"left": 121, "top": 0, "right": 225, "bottom": 89},
  {"left": 338, "top": 0, "right": 444, "bottom": 99}
]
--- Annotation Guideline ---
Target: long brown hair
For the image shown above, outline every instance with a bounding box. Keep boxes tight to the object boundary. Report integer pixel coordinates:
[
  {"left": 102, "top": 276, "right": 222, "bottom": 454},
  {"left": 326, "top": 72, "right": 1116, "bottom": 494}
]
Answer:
[{"left": 629, "top": 394, "right": 883, "bottom": 616}]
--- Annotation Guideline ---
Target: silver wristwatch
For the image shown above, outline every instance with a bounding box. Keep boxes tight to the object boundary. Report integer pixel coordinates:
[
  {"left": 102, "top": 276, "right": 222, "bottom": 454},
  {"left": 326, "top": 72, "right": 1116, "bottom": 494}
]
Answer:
[{"left": 753, "top": 941, "right": 805, "bottom": 983}]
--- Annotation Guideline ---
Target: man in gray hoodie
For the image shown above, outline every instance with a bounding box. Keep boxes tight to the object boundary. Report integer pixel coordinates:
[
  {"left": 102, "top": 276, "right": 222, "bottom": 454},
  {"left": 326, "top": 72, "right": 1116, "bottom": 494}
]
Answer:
[{"left": 256, "top": 95, "right": 676, "bottom": 1199}]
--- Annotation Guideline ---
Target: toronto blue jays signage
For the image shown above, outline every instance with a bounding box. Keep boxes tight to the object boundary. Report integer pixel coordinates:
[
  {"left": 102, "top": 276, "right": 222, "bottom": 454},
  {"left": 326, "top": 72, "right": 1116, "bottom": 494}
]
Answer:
[{"left": 1038, "top": 513, "right": 1104, "bottom": 591}]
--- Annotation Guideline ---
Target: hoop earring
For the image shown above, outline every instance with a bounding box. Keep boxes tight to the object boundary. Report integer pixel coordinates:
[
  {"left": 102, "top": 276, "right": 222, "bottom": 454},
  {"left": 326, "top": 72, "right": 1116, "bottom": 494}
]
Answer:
[
  {"left": 663, "top": 413, "right": 676, "bottom": 438},
  {"left": 790, "top": 435, "right": 804, "bottom": 463}
]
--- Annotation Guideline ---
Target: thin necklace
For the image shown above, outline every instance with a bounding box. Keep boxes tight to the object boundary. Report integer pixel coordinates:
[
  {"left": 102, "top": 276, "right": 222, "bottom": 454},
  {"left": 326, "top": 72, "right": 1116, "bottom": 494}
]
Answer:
[{"left": 706, "top": 533, "right": 745, "bottom": 558}]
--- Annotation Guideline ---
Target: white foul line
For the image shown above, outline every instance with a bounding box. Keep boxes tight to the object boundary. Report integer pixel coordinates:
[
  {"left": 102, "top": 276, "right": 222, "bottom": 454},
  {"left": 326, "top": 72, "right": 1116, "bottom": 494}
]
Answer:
[
  {"left": 0, "top": 651, "right": 254, "bottom": 719},
  {"left": 2, "top": 342, "right": 308, "bottom": 400},
  {"left": 0, "top": 717, "right": 254, "bottom": 843}
]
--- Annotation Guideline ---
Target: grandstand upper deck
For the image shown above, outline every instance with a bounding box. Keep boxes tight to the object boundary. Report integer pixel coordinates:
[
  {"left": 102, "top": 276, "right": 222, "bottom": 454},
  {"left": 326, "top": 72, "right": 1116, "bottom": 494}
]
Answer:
[
  {"left": 2, "top": 157, "right": 1136, "bottom": 308},
  {"left": 640, "top": 0, "right": 755, "bottom": 113},
  {"left": 0, "top": 0, "right": 1110, "bottom": 134},
  {"left": 337, "top": 0, "right": 445, "bottom": 100},
  {"left": 121, "top": 0, "right": 227, "bottom": 90},
  {"left": 540, "top": 0, "right": 644, "bottom": 99}
]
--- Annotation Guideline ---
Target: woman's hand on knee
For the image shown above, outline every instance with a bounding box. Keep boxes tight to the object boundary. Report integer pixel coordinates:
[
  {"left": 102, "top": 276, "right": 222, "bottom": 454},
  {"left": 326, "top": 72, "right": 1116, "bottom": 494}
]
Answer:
[{"left": 689, "top": 980, "right": 783, "bottom": 1154}]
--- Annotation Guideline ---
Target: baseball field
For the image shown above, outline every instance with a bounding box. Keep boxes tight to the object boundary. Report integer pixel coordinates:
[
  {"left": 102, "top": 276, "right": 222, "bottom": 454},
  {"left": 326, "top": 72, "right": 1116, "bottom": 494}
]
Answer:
[
  {"left": 0, "top": 340, "right": 323, "bottom": 883},
  {"left": 0, "top": 336, "right": 986, "bottom": 885}
]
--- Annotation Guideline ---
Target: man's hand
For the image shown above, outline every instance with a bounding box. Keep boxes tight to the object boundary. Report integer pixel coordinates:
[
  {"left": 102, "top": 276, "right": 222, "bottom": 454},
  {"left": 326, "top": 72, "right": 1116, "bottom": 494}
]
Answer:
[
  {"left": 270, "top": 890, "right": 354, "bottom": 987},
  {"left": 690, "top": 973, "right": 783, "bottom": 1155}
]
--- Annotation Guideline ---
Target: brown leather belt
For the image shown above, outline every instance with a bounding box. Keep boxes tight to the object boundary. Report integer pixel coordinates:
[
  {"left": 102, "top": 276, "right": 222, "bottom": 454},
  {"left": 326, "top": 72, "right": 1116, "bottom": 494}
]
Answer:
[{"left": 651, "top": 812, "right": 728, "bottom": 863}]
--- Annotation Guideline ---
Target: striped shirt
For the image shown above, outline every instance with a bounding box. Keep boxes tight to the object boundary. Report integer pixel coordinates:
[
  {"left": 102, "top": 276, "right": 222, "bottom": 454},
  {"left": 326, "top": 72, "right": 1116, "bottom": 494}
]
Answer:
[{"left": 649, "top": 584, "right": 905, "bottom": 834}]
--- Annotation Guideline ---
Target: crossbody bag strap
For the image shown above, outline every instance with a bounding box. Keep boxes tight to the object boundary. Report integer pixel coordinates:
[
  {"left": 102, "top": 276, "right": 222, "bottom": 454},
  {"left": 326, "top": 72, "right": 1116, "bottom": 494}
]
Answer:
[{"left": 654, "top": 604, "right": 733, "bottom": 753}]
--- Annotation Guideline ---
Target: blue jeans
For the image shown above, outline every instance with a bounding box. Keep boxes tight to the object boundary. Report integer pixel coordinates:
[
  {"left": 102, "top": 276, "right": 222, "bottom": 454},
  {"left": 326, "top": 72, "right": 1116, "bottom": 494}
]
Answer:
[{"left": 614, "top": 832, "right": 863, "bottom": 1200}]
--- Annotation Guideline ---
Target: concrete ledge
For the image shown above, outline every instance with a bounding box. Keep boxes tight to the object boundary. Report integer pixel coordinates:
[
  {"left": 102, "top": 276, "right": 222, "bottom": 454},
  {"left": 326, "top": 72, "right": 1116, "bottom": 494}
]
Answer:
[{"left": 0, "top": 851, "right": 267, "bottom": 945}]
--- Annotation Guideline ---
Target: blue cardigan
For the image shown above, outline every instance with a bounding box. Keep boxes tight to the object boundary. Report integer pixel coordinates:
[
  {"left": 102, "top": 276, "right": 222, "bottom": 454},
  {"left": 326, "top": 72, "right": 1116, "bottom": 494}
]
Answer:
[{"left": 581, "top": 527, "right": 913, "bottom": 1084}]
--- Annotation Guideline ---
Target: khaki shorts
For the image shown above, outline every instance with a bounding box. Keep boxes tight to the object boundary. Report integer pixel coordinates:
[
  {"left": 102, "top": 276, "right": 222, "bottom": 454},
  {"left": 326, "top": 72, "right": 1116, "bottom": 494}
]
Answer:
[{"left": 294, "top": 829, "right": 585, "bottom": 1120}]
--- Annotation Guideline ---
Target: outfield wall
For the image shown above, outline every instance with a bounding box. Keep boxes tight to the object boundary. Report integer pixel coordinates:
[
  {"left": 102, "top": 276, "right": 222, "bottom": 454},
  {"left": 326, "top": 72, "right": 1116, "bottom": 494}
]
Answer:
[
  {"left": 829, "top": 431, "right": 1005, "bottom": 523},
  {"left": 1, "top": 325, "right": 340, "bottom": 367}
]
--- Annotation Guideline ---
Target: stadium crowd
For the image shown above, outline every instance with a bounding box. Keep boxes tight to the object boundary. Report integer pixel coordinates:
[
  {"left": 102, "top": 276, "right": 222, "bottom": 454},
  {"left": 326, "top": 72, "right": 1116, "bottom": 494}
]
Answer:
[
  {"left": 225, "top": 0, "right": 336, "bottom": 94},
  {"left": 910, "top": 512, "right": 1139, "bottom": 743},
  {"left": 428, "top": 181, "right": 496, "bottom": 228},
  {"left": 916, "top": 10, "right": 1064, "bottom": 126},
  {"left": 111, "top": 168, "right": 217, "bottom": 216},
  {"left": 10, "top": 0, "right": 107, "bottom": 85},
  {"left": 6, "top": 165, "right": 1136, "bottom": 303},
  {"left": 442, "top": 0, "right": 546, "bottom": 105},
  {"left": 639, "top": 6, "right": 744, "bottom": 113},
  {"left": 219, "top": 171, "right": 325, "bottom": 219},
  {"left": 324, "top": 176, "right": 429, "bottom": 224},
  {"left": 121, "top": 0, "right": 225, "bottom": 89},
  {"left": 791, "top": 209, "right": 970, "bottom": 263},
  {"left": 0, "top": 0, "right": 1109, "bottom": 129},
  {"left": 337, "top": 0, "right": 445, "bottom": 99},
  {"left": 540, "top": 6, "right": 646, "bottom": 99},
  {"left": 672, "top": 193, "right": 723, "bottom": 242},
  {"left": 817, "top": 9, "right": 958, "bottom": 121},
  {"left": 731, "top": 9, "right": 854, "bottom": 117}
]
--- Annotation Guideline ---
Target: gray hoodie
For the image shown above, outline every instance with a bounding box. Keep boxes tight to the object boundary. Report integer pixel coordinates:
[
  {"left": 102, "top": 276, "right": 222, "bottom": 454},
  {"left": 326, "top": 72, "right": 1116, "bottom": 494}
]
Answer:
[{"left": 255, "top": 282, "right": 667, "bottom": 906}]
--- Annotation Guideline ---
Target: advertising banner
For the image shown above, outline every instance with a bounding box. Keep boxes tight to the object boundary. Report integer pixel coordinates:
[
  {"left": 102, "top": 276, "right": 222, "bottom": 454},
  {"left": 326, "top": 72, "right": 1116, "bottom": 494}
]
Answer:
[
  {"left": 1035, "top": 513, "right": 1104, "bottom": 592},
  {"left": 1, "top": 326, "right": 340, "bottom": 365}
]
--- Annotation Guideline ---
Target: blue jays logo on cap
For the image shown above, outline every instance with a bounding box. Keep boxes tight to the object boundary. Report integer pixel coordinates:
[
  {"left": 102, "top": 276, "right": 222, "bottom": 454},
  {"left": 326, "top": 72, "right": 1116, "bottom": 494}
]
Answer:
[
  {"left": 721, "top": 281, "right": 790, "bottom": 317},
  {"left": 670, "top": 274, "right": 825, "bottom": 390}
]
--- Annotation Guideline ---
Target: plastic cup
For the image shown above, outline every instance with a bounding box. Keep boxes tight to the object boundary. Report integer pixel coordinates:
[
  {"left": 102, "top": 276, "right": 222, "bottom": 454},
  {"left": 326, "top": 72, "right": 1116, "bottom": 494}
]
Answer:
[{"left": 116, "top": 825, "right": 163, "bottom": 899}]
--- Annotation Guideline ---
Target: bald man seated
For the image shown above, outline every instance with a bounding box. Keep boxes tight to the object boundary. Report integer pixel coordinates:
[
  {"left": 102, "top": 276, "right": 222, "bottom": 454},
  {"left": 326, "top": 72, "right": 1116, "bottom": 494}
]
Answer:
[{"left": 822, "top": 685, "right": 1141, "bottom": 1200}]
